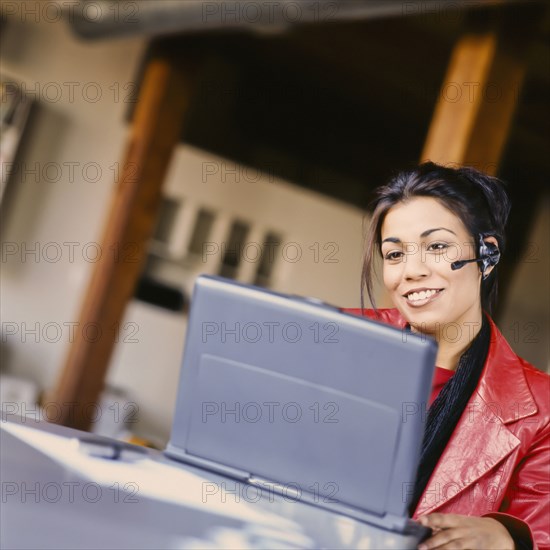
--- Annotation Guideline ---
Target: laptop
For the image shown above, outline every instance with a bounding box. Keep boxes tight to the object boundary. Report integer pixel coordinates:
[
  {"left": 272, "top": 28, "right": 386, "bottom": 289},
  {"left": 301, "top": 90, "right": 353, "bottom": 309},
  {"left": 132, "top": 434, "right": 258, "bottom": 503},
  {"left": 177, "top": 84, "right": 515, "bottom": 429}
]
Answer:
[{"left": 165, "top": 275, "right": 436, "bottom": 536}]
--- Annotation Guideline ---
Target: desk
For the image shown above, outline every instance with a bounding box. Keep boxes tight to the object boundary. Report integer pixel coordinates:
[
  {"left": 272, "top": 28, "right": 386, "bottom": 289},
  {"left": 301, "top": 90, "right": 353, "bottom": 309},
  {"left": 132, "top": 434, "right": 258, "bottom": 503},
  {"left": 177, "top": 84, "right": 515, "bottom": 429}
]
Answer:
[{"left": 1, "top": 416, "right": 423, "bottom": 549}]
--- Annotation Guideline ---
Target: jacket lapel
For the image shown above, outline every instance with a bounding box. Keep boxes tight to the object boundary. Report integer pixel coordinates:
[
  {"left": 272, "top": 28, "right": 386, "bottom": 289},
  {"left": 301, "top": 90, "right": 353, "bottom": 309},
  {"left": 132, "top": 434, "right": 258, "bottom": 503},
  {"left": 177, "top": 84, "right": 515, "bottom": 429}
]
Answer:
[{"left": 414, "top": 315, "right": 538, "bottom": 517}]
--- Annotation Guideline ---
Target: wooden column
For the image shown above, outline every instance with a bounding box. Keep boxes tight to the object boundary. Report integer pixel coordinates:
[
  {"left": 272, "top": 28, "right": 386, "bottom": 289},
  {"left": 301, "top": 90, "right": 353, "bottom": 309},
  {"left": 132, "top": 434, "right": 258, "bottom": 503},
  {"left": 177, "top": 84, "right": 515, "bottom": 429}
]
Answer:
[
  {"left": 50, "top": 42, "right": 197, "bottom": 430},
  {"left": 420, "top": 31, "right": 526, "bottom": 174}
]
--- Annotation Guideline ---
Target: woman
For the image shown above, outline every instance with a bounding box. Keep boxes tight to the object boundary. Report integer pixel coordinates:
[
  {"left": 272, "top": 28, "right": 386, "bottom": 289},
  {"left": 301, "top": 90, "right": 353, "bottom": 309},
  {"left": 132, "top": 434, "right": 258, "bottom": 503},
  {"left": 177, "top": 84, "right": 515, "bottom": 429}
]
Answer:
[{"left": 345, "top": 163, "right": 549, "bottom": 550}]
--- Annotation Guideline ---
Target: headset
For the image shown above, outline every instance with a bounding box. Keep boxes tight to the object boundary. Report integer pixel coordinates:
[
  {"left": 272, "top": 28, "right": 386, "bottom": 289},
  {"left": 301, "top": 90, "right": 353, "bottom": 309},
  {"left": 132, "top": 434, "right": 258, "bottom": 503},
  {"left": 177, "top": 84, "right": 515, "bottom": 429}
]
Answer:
[{"left": 450, "top": 234, "right": 501, "bottom": 280}]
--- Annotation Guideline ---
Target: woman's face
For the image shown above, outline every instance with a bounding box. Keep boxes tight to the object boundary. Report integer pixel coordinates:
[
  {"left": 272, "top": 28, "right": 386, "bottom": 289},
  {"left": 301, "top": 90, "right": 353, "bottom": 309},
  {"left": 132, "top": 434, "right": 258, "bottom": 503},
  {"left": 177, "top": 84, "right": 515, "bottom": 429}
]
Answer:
[{"left": 380, "top": 196, "right": 485, "bottom": 333}]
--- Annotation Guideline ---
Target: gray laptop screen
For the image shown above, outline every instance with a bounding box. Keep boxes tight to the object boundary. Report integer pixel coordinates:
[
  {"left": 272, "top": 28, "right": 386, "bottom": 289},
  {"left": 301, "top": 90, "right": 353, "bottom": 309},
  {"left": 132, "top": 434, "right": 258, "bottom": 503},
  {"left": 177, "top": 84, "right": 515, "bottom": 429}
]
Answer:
[{"left": 168, "top": 275, "right": 436, "bottom": 519}]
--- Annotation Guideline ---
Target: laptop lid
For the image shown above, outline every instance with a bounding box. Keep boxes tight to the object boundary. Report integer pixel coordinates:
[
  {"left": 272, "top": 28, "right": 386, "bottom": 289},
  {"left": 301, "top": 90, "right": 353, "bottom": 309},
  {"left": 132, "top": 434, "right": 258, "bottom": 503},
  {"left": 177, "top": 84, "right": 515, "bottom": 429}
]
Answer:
[{"left": 166, "top": 275, "right": 436, "bottom": 522}]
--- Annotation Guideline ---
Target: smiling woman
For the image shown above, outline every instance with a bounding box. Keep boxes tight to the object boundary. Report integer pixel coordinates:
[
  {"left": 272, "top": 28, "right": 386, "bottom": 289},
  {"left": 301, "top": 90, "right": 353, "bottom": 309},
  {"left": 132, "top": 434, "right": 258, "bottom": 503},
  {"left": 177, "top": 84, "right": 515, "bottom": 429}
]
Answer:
[{"left": 346, "top": 163, "right": 549, "bottom": 550}]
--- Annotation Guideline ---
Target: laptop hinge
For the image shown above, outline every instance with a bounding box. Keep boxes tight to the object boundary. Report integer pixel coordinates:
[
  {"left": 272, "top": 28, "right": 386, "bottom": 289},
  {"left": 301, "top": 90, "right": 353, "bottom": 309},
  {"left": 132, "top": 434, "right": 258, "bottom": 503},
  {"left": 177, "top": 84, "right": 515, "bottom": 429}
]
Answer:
[
  {"left": 164, "top": 445, "right": 250, "bottom": 481},
  {"left": 248, "top": 475, "right": 423, "bottom": 536},
  {"left": 247, "top": 476, "right": 303, "bottom": 500}
]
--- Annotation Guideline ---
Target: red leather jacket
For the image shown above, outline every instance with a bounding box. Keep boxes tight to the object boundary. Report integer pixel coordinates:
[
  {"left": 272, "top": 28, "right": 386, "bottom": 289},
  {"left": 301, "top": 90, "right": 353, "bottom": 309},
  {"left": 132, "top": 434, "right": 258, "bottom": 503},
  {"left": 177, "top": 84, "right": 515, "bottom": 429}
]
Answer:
[{"left": 343, "top": 308, "right": 550, "bottom": 550}]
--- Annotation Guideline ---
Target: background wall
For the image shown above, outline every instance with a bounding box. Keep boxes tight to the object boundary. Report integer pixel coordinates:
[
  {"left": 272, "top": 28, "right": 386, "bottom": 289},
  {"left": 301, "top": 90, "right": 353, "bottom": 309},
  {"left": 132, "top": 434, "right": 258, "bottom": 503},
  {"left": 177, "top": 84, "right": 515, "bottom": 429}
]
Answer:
[{"left": 1, "top": 9, "right": 547, "bottom": 445}]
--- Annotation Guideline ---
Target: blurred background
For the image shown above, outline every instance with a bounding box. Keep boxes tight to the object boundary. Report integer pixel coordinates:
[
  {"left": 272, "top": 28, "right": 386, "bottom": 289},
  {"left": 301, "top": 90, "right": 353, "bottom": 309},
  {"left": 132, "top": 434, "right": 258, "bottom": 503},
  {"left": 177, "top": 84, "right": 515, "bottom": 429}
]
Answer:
[{"left": 1, "top": 0, "right": 548, "bottom": 446}]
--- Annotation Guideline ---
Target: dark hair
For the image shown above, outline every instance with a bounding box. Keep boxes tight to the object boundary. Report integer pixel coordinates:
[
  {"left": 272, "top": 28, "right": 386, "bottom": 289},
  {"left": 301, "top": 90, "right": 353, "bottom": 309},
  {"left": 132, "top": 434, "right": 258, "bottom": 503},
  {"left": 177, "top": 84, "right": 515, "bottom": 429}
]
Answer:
[{"left": 361, "top": 162, "right": 511, "bottom": 315}]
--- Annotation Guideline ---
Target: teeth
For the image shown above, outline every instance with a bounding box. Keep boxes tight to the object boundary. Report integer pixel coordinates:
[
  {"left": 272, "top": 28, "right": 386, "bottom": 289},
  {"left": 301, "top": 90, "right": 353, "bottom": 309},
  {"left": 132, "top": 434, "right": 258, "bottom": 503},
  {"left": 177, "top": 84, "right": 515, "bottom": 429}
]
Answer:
[{"left": 407, "top": 289, "right": 438, "bottom": 301}]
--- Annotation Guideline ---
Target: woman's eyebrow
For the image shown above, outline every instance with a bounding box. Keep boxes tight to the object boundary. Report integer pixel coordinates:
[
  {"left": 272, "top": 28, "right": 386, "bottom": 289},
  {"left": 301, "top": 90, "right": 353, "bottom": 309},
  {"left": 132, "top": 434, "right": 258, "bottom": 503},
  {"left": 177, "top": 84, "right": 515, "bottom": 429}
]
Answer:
[
  {"left": 420, "top": 227, "right": 457, "bottom": 238},
  {"left": 381, "top": 227, "right": 457, "bottom": 244},
  {"left": 381, "top": 237, "right": 401, "bottom": 244}
]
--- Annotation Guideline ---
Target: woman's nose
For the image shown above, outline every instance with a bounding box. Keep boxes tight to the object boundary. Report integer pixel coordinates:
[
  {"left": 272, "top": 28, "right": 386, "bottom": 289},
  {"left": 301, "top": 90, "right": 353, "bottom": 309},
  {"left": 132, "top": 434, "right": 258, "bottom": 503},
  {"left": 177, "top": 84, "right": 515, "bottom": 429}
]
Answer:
[{"left": 403, "top": 246, "right": 430, "bottom": 280}]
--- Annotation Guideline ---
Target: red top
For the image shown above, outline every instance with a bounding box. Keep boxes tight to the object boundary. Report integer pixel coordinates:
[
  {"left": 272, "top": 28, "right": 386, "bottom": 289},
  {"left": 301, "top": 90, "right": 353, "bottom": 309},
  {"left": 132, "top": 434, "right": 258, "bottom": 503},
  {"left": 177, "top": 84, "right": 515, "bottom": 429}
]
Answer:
[{"left": 430, "top": 366, "right": 455, "bottom": 406}]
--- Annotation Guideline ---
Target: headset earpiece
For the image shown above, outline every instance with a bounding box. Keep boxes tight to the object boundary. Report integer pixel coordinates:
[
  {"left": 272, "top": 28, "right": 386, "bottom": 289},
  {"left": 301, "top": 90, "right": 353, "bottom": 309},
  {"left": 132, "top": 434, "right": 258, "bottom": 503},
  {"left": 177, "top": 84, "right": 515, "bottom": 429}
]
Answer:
[
  {"left": 478, "top": 236, "right": 500, "bottom": 279},
  {"left": 451, "top": 235, "right": 501, "bottom": 274}
]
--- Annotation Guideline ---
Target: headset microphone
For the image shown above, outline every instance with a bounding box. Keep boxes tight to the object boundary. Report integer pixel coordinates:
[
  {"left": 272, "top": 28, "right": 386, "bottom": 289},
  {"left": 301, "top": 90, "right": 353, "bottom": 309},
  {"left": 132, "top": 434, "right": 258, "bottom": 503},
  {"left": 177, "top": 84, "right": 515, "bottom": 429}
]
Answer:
[
  {"left": 451, "top": 257, "right": 487, "bottom": 270},
  {"left": 450, "top": 236, "right": 500, "bottom": 280}
]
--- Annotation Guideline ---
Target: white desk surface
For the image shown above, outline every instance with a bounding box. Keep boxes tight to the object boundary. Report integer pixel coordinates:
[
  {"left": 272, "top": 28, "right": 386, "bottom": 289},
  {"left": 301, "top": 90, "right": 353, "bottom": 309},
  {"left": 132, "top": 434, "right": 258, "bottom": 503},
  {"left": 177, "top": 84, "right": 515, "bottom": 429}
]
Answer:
[{"left": 1, "top": 415, "right": 423, "bottom": 549}]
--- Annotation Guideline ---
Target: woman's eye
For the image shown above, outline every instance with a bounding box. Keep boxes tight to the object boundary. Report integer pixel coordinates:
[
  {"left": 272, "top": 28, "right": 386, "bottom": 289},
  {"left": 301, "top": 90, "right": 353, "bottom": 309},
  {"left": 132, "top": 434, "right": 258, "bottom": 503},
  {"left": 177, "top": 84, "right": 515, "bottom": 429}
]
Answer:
[
  {"left": 384, "top": 251, "right": 404, "bottom": 261},
  {"left": 427, "top": 242, "right": 448, "bottom": 252}
]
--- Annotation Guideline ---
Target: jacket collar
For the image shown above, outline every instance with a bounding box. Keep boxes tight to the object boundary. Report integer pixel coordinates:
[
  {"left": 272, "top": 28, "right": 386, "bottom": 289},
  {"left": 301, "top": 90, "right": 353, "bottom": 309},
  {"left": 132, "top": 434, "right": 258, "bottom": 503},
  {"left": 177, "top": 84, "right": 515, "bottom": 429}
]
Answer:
[
  {"left": 411, "top": 312, "right": 538, "bottom": 516},
  {"left": 476, "top": 315, "right": 537, "bottom": 423}
]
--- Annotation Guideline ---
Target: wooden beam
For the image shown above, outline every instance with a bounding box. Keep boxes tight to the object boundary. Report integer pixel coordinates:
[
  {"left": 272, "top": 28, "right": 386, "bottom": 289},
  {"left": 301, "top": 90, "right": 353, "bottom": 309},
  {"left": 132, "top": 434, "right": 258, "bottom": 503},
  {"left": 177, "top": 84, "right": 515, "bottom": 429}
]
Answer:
[
  {"left": 421, "top": 16, "right": 534, "bottom": 175},
  {"left": 49, "top": 42, "right": 197, "bottom": 430},
  {"left": 420, "top": 32, "right": 499, "bottom": 171}
]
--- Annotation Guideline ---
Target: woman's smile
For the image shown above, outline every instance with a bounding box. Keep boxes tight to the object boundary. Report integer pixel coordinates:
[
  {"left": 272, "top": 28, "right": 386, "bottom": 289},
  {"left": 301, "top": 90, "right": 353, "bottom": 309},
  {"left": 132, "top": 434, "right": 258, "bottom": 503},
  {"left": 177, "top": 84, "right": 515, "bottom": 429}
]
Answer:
[{"left": 402, "top": 288, "right": 444, "bottom": 307}]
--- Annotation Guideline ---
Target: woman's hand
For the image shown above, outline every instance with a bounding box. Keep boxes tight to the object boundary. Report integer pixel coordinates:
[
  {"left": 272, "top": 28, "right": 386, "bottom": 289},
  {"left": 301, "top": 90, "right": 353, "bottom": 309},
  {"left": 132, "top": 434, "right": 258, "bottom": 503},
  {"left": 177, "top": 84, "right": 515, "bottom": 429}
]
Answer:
[{"left": 417, "top": 513, "right": 516, "bottom": 550}]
